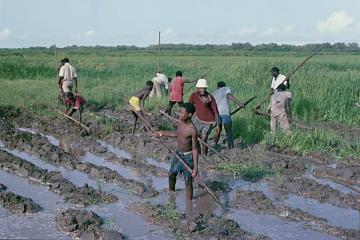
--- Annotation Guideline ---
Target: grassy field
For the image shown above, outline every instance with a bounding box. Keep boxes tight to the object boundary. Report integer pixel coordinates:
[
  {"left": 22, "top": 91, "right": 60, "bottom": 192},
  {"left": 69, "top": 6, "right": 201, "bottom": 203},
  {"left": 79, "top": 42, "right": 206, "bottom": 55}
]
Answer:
[{"left": 0, "top": 48, "right": 359, "bottom": 159}]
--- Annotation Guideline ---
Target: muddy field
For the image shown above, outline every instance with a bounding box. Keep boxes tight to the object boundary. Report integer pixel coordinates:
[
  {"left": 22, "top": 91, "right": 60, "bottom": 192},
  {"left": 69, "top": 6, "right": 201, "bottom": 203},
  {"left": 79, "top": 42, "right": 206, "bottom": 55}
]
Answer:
[{"left": 0, "top": 106, "right": 359, "bottom": 240}]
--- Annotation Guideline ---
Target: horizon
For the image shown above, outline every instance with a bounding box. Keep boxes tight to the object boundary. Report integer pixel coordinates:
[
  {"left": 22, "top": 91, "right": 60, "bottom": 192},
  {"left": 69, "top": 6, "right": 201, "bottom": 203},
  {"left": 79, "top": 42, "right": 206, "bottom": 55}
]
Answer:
[{"left": 1, "top": 0, "right": 360, "bottom": 48}]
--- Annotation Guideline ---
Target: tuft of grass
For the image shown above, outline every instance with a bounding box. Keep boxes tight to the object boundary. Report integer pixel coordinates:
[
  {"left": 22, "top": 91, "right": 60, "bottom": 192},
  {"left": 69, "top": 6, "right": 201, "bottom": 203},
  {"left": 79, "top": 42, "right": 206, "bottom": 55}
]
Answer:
[
  {"left": 262, "top": 128, "right": 360, "bottom": 159},
  {"left": 217, "top": 162, "right": 273, "bottom": 182}
]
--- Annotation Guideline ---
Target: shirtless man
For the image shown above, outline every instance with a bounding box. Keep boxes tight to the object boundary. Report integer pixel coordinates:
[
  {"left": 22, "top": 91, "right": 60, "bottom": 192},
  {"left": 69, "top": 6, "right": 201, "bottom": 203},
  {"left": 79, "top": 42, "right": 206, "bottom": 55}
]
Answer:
[
  {"left": 156, "top": 102, "right": 199, "bottom": 200},
  {"left": 128, "top": 81, "right": 154, "bottom": 134},
  {"left": 64, "top": 91, "right": 86, "bottom": 123}
]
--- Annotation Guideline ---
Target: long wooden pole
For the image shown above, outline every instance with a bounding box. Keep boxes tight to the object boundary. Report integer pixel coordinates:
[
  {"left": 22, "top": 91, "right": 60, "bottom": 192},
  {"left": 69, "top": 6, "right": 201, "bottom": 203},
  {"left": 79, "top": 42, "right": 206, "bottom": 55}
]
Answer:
[
  {"left": 159, "top": 110, "right": 231, "bottom": 161},
  {"left": 231, "top": 96, "right": 257, "bottom": 116},
  {"left": 254, "top": 48, "right": 321, "bottom": 109},
  {"left": 121, "top": 95, "right": 224, "bottom": 209},
  {"left": 157, "top": 31, "right": 160, "bottom": 72},
  {"left": 55, "top": 109, "right": 90, "bottom": 131},
  {"left": 184, "top": 68, "right": 213, "bottom": 94}
]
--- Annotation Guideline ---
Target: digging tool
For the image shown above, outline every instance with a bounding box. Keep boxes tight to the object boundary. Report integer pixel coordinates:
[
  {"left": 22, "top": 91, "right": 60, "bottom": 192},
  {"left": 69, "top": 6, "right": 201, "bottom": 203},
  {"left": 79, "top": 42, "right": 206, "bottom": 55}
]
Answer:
[
  {"left": 231, "top": 96, "right": 257, "bottom": 116},
  {"left": 184, "top": 68, "right": 213, "bottom": 94},
  {"left": 254, "top": 48, "right": 321, "bottom": 110},
  {"left": 157, "top": 31, "right": 160, "bottom": 73},
  {"left": 54, "top": 44, "right": 64, "bottom": 100},
  {"left": 159, "top": 110, "right": 231, "bottom": 161},
  {"left": 55, "top": 109, "right": 90, "bottom": 131},
  {"left": 121, "top": 94, "right": 225, "bottom": 209}
]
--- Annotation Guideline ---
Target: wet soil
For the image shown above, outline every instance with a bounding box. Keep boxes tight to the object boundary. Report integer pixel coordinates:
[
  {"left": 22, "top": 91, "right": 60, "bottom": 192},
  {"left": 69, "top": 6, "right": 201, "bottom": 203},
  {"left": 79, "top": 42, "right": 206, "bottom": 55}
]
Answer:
[
  {"left": 0, "top": 124, "right": 159, "bottom": 198},
  {"left": 230, "top": 190, "right": 359, "bottom": 239},
  {"left": 0, "top": 182, "right": 42, "bottom": 214},
  {"left": 0, "top": 150, "right": 117, "bottom": 206},
  {"left": 1, "top": 106, "right": 360, "bottom": 239},
  {"left": 134, "top": 202, "right": 270, "bottom": 240},
  {"left": 55, "top": 209, "right": 123, "bottom": 239},
  {"left": 314, "top": 164, "right": 360, "bottom": 187},
  {"left": 271, "top": 177, "right": 360, "bottom": 210}
]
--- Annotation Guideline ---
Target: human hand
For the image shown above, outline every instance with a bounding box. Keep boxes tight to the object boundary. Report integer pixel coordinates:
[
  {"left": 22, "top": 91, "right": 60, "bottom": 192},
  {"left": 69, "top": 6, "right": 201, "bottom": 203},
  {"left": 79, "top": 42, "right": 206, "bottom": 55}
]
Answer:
[
  {"left": 154, "top": 131, "right": 163, "bottom": 138},
  {"left": 191, "top": 169, "right": 198, "bottom": 178}
]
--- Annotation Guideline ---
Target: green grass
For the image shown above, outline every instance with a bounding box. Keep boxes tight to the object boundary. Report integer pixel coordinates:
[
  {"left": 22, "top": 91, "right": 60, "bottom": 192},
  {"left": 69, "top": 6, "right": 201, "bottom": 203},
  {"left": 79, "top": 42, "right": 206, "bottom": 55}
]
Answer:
[
  {"left": 217, "top": 162, "right": 273, "bottom": 182},
  {"left": 0, "top": 49, "right": 359, "bottom": 160},
  {"left": 263, "top": 129, "right": 360, "bottom": 159}
]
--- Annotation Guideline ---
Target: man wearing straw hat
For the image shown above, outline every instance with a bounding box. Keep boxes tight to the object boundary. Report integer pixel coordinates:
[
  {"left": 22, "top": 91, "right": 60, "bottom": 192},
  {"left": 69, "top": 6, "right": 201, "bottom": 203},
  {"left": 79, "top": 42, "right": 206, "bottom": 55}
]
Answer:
[{"left": 189, "top": 79, "right": 220, "bottom": 155}]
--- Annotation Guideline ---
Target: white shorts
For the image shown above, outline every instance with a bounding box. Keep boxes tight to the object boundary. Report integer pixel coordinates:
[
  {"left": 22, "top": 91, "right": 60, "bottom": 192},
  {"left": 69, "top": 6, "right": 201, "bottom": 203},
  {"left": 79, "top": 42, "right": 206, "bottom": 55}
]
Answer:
[{"left": 62, "top": 80, "right": 73, "bottom": 93}]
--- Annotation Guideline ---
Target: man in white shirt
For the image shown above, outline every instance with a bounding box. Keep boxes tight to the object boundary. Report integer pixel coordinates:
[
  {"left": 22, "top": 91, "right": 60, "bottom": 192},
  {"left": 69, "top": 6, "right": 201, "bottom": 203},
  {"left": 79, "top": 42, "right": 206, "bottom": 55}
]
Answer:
[
  {"left": 212, "top": 81, "right": 244, "bottom": 149},
  {"left": 271, "top": 67, "right": 289, "bottom": 93},
  {"left": 149, "top": 72, "right": 170, "bottom": 98},
  {"left": 58, "top": 58, "right": 78, "bottom": 94}
]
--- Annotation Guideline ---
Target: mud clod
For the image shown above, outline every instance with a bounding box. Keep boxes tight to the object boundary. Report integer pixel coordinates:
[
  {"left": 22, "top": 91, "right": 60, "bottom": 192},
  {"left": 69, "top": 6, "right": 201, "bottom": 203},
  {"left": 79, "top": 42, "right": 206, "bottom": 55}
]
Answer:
[
  {"left": 0, "top": 182, "right": 42, "bottom": 213},
  {"left": 55, "top": 209, "right": 124, "bottom": 239}
]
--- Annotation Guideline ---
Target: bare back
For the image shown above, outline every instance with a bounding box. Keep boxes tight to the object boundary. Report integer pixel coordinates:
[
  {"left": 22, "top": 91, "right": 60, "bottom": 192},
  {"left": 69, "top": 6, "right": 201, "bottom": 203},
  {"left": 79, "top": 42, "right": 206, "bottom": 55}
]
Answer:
[{"left": 134, "top": 87, "right": 150, "bottom": 100}]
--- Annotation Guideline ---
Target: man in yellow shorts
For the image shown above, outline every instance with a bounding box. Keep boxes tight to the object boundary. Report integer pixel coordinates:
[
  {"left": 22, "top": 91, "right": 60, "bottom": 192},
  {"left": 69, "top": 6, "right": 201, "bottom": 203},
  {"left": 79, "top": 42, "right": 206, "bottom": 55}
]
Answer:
[{"left": 128, "top": 81, "right": 154, "bottom": 134}]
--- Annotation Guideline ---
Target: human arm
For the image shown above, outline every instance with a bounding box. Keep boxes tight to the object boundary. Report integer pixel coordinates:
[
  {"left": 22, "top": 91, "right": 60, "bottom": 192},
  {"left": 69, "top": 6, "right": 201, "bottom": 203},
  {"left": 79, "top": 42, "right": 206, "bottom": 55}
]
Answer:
[
  {"left": 155, "top": 130, "right": 177, "bottom": 138},
  {"left": 210, "top": 95, "right": 221, "bottom": 131},
  {"left": 227, "top": 93, "right": 244, "bottom": 108}
]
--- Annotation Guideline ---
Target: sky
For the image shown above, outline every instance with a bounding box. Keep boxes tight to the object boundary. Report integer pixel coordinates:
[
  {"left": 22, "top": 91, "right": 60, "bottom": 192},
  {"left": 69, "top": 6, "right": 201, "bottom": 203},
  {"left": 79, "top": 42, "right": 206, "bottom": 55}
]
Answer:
[{"left": 0, "top": 0, "right": 360, "bottom": 48}]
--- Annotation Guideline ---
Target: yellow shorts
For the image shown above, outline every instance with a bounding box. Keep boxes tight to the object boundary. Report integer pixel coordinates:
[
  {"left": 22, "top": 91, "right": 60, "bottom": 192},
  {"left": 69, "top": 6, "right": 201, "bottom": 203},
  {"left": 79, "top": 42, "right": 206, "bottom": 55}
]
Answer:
[{"left": 129, "top": 96, "right": 141, "bottom": 111}]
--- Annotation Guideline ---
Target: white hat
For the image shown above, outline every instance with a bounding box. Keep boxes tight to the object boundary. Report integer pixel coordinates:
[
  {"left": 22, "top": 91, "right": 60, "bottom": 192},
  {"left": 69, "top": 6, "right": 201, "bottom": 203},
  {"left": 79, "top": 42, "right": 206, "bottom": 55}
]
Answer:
[{"left": 196, "top": 79, "right": 208, "bottom": 88}]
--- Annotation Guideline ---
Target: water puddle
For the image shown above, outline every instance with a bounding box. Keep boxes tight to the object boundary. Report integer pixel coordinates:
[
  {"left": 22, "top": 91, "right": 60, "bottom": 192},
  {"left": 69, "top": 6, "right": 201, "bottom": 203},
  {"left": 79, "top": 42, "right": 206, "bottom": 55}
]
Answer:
[
  {"left": 228, "top": 209, "right": 338, "bottom": 240},
  {"left": 305, "top": 164, "right": 359, "bottom": 195},
  {"left": 3, "top": 148, "right": 99, "bottom": 189},
  {"left": 17, "top": 127, "right": 60, "bottom": 146},
  {"left": 97, "top": 140, "right": 132, "bottom": 159},
  {"left": 284, "top": 194, "right": 359, "bottom": 230},
  {"left": 0, "top": 213, "right": 70, "bottom": 240},
  {"left": 0, "top": 170, "right": 71, "bottom": 239},
  {"left": 228, "top": 178, "right": 359, "bottom": 231},
  {"left": 145, "top": 157, "right": 171, "bottom": 170}
]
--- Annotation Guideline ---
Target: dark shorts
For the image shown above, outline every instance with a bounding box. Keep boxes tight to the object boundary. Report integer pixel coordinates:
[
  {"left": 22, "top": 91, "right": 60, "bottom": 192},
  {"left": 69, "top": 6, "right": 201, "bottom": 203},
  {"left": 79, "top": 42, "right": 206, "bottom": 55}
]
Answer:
[{"left": 169, "top": 152, "right": 193, "bottom": 185}]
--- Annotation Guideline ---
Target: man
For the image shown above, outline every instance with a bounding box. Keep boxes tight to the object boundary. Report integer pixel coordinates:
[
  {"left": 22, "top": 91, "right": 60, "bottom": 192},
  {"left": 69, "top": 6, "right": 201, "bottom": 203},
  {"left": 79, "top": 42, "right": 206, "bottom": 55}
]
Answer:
[
  {"left": 189, "top": 79, "right": 220, "bottom": 155},
  {"left": 64, "top": 92, "right": 86, "bottom": 123},
  {"left": 270, "top": 67, "right": 290, "bottom": 93},
  {"left": 128, "top": 81, "right": 154, "bottom": 134},
  {"left": 156, "top": 103, "right": 199, "bottom": 200},
  {"left": 165, "top": 71, "right": 196, "bottom": 115},
  {"left": 149, "top": 72, "right": 170, "bottom": 98},
  {"left": 212, "top": 81, "right": 244, "bottom": 149},
  {"left": 58, "top": 58, "right": 78, "bottom": 94},
  {"left": 268, "top": 83, "right": 292, "bottom": 134}
]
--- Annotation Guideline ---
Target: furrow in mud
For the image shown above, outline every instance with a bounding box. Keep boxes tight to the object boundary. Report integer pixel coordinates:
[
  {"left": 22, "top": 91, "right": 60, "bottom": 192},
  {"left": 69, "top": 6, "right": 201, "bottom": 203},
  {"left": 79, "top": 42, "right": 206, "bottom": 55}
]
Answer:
[
  {"left": 0, "top": 125, "right": 159, "bottom": 198},
  {"left": 0, "top": 183, "right": 42, "bottom": 214},
  {"left": 55, "top": 208, "right": 124, "bottom": 239},
  {"left": 230, "top": 190, "right": 359, "bottom": 240},
  {"left": 314, "top": 164, "right": 360, "bottom": 187},
  {"left": 271, "top": 177, "right": 360, "bottom": 210},
  {"left": 133, "top": 202, "right": 270, "bottom": 240},
  {"left": 0, "top": 150, "right": 117, "bottom": 206}
]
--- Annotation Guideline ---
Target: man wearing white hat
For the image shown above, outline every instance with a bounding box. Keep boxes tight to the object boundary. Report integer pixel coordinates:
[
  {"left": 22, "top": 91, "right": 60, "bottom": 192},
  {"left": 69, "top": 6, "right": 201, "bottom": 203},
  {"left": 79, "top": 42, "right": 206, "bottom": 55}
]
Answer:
[{"left": 189, "top": 79, "right": 220, "bottom": 155}]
